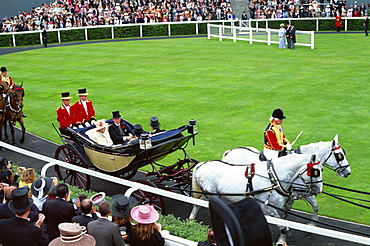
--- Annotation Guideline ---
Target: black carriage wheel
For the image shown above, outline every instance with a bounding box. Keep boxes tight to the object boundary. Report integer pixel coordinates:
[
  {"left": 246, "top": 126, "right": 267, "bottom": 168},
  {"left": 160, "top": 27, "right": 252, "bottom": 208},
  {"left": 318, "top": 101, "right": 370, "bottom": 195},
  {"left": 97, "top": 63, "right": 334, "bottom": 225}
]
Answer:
[
  {"left": 132, "top": 179, "right": 166, "bottom": 215},
  {"left": 54, "top": 145, "right": 91, "bottom": 190},
  {"left": 175, "top": 158, "right": 199, "bottom": 196},
  {"left": 118, "top": 169, "right": 138, "bottom": 180}
]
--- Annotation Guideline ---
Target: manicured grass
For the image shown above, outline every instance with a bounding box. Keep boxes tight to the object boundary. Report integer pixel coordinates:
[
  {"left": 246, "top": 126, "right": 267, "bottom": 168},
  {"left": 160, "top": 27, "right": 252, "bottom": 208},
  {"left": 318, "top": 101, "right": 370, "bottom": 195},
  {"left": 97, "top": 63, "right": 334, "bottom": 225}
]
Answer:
[{"left": 2, "top": 33, "right": 370, "bottom": 225}]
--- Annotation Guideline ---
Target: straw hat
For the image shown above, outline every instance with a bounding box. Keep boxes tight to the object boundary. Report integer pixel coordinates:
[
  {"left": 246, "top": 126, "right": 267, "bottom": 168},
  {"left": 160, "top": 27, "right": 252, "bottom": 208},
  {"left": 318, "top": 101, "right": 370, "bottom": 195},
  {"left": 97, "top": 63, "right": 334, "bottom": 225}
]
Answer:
[
  {"left": 49, "top": 223, "right": 95, "bottom": 246},
  {"left": 130, "top": 204, "right": 159, "bottom": 224},
  {"left": 90, "top": 192, "right": 105, "bottom": 205}
]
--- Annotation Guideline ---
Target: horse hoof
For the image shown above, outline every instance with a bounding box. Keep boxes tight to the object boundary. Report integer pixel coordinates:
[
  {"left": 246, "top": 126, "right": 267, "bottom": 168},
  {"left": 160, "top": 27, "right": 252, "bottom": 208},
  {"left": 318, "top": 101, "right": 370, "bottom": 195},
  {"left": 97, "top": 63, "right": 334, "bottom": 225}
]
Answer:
[{"left": 20, "top": 139, "right": 25, "bottom": 144}]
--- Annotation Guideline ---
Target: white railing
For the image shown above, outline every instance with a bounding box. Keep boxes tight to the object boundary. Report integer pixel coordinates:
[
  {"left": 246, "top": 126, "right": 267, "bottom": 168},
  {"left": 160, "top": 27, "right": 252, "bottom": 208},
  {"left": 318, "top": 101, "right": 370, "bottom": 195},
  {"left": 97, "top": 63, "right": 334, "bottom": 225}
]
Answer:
[
  {"left": 207, "top": 24, "right": 315, "bottom": 49},
  {"left": 1, "top": 140, "right": 370, "bottom": 245},
  {"left": 0, "top": 20, "right": 237, "bottom": 47},
  {"left": 241, "top": 17, "right": 365, "bottom": 32}
]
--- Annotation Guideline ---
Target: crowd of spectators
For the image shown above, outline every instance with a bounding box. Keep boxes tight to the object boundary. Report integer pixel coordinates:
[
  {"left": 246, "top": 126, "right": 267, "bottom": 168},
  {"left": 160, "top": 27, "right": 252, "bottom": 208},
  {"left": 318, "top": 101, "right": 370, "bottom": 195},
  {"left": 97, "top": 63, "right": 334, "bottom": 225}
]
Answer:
[
  {"left": 0, "top": 0, "right": 234, "bottom": 32},
  {"left": 248, "top": 0, "right": 370, "bottom": 19}
]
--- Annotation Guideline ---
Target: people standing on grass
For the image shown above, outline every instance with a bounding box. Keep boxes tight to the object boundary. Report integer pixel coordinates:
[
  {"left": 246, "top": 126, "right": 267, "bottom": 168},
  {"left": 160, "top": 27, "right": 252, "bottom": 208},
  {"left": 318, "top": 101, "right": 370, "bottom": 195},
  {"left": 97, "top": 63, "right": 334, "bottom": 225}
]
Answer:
[
  {"left": 335, "top": 13, "right": 342, "bottom": 32},
  {"left": 288, "top": 23, "right": 296, "bottom": 50},
  {"left": 364, "top": 13, "right": 369, "bottom": 36},
  {"left": 278, "top": 23, "right": 286, "bottom": 49}
]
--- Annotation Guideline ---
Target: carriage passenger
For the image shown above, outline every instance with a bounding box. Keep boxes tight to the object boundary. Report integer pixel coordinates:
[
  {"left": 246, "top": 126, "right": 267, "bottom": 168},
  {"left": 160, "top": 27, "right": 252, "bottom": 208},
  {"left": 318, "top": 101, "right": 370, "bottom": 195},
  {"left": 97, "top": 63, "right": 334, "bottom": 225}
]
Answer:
[
  {"left": 56, "top": 92, "right": 76, "bottom": 129},
  {"left": 108, "top": 111, "right": 133, "bottom": 145},
  {"left": 149, "top": 117, "right": 166, "bottom": 134},
  {"left": 263, "top": 109, "right": 291, "bottom": 161},
  {"left": 85, "top": 119, "right": 113, "bottom": 146},
  {"left": 73, "top": 88, "right": 96, "bottom": 128}
]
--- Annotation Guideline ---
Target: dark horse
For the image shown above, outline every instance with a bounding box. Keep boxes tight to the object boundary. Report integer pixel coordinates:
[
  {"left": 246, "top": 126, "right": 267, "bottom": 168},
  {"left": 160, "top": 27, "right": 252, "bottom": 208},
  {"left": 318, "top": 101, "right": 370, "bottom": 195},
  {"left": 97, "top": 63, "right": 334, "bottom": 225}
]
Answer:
[
  {"left": 0, "top": 81, "right": 9, "bottom": 141},
  {"left": 4, "top": 83, "right": 26, "bottom": 144}
]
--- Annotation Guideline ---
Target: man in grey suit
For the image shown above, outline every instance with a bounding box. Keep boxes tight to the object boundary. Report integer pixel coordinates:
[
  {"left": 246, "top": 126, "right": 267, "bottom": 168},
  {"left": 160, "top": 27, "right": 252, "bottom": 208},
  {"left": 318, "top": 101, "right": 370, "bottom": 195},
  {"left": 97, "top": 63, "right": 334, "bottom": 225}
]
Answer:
[{"left": 87, "top": 200, "right": 125, "bottom": 246}]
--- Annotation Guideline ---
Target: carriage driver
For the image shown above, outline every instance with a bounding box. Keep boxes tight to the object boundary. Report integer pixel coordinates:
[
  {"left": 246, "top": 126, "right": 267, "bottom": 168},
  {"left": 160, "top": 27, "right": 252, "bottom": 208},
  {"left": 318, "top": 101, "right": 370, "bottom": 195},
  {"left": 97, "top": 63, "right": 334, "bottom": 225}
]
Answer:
[
  {"left": 0, "top": 67, "right": 14, "bottom": 88},
  {"left": 263, "top": 109, "right": 292, "bottom": 161}
]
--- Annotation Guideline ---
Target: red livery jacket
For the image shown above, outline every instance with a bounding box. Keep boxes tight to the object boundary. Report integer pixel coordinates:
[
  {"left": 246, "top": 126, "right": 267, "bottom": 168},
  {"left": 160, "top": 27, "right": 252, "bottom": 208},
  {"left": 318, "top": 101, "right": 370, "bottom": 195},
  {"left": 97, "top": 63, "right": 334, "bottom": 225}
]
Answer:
[
  {"left": 264, "top": 121, "right": 289, "bottom": 151},
  {"left": 56, "top": 105, "right": 75, "bottom": 129},
  {"left": 73, "top": 99, "right": 95, "bottom": 124}
]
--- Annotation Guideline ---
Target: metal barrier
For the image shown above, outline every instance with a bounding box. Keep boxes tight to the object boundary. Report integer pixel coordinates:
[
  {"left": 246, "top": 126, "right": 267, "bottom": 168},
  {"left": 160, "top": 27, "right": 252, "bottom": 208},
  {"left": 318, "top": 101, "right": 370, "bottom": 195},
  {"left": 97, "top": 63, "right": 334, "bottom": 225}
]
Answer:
[{"left": 1, "top": 140, "right": 370, "bottom": 245}]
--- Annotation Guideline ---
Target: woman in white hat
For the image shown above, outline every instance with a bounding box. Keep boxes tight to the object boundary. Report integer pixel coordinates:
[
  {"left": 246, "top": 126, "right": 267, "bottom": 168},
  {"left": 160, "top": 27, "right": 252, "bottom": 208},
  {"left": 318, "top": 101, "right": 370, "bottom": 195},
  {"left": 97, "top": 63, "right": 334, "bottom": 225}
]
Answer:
[
  {"left": 130, "top": 205, "right": 164, "bottom": 246},
  {"left": 85, "top": 119, "right": 113, "bottom": 146}
]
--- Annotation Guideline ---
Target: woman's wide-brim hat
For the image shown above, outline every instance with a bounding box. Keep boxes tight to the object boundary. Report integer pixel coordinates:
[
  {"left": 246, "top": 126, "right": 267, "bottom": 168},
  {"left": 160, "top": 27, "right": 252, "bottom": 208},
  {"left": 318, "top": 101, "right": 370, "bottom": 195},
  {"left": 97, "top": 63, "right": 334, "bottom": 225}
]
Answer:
[
  {"left": 111, "top": 194, "right": 138, "bottom": 218},
  {"left": 49, "top": 223, "right": 96, "bottom": 246},
  {"left": 91, "top": 192, "right": 106, "bottom": 205},
  {"left": 130, "top": 204, "right": 159, "bottom": 224},
  {"left": 31, "top": 177, "right": 53, "bottom": 198},
  {"left": 61, "top": 92, "right": 72, "bottom": 100},
  {"left": 94, "top": 119, "right": 109, "bottom": 131},
  {"left": 78, "top": 88, "right": 89, "bottom": 96},
  {"left": 8, "top": 187, "right": 34, "bottom": 213}
]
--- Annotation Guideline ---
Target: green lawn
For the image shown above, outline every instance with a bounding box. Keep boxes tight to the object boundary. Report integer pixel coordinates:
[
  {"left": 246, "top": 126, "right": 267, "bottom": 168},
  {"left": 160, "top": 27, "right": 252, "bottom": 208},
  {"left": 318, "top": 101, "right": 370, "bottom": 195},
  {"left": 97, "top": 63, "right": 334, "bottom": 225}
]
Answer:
[{"left": 2, "top": 33, "right": 370, "bottom": 225}]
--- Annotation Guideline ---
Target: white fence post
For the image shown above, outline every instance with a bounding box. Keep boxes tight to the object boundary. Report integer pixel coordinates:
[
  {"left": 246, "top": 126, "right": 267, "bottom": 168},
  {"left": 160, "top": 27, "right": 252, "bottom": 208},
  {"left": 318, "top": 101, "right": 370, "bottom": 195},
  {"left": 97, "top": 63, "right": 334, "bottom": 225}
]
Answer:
[
  {"left": 85, "top": 28, "right": 88, "bottom": 41},
  {"left": 219, "top": 26, "right": 222, "bottom": 41}
]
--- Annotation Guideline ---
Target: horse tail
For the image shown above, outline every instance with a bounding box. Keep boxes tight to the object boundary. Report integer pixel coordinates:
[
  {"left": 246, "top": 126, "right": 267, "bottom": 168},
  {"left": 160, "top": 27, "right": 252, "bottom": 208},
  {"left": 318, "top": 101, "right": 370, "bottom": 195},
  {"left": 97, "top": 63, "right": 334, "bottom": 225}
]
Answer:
[{"left": 191, "top": 162, "right": 205, "bottom": 199}]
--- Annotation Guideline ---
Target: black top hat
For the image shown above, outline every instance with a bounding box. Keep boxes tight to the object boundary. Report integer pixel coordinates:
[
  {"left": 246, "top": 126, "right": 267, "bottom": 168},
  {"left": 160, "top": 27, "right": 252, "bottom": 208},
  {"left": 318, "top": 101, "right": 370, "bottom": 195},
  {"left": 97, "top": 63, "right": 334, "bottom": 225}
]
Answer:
[
  {"left": 209, "top": 196, "right": 272, "bottom": 246},
  {"left": 1, "top": 67, "right": 7, "bottom": 72},
  {"left": 272, "top": 108, "right": 286, "bottom": 119},
  {"left": 8, "top": 187, "right": 34, "bottom": 213},
  {"left": 60, "top": 92, "right": 72, "bottom": 100},
  {"left": 31, "top": 178, "right": 53, "bottom": 198},
  {"left": 134, "top": 124, "right": 144, "bottom": 136},
  {"left": 78, "top": 88, "right": 89, "bottom": 96},
  {"left": 112, "top": 111, "right": 121, "bottom": 119},
  {"left": 111, "top": 194, "right": 138, "bottom": 218},
  {"left": 149, "top": 117, "right": 161, "bottom": 129}
]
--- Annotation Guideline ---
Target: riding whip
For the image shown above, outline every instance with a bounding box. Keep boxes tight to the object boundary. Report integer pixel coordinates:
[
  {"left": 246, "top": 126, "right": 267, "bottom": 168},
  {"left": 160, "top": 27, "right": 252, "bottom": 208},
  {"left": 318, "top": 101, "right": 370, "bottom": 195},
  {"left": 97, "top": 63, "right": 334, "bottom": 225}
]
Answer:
[{"left": 291, "top": 131, "right": 303, "bottom": 147}]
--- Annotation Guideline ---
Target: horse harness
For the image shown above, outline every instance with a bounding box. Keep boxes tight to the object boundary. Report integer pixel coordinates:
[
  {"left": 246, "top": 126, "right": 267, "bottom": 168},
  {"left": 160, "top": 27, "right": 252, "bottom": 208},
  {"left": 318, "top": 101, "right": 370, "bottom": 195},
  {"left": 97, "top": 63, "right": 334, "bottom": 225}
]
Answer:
[
  {"left": 242, "top": 156, "right": 321, "bottom": 200},
  {"left": 6, "top": 87, "right": 24, "bottom": 123}
]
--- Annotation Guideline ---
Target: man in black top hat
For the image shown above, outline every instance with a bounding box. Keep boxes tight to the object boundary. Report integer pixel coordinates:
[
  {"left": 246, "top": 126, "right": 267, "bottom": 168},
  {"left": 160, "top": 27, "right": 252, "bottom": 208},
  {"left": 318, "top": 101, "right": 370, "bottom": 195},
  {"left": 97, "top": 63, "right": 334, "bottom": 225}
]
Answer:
[
  {"left": 149, "top": 116, "right": 165, "bottom": 134},
  {"left": 108, "top": 111, "right": 133, "bottom": 145},
  {"left": 0, "top": 187, "right": 48, "bottom": 246}
]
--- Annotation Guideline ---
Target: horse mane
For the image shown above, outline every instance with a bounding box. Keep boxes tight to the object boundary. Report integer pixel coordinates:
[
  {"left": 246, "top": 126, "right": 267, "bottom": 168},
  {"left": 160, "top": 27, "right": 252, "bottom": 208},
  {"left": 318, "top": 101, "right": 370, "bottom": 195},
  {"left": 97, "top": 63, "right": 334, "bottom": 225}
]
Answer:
[{"left": 298, "top": 141, "right": 331, "bottom": 154}]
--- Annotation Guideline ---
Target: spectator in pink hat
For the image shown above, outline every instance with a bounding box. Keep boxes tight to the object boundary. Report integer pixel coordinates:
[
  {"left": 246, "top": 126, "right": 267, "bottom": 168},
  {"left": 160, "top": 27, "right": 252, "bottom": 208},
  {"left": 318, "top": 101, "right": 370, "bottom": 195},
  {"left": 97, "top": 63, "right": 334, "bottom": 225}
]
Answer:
[{"left": 129, "top": 204, "right": 164, "bottom": 246}]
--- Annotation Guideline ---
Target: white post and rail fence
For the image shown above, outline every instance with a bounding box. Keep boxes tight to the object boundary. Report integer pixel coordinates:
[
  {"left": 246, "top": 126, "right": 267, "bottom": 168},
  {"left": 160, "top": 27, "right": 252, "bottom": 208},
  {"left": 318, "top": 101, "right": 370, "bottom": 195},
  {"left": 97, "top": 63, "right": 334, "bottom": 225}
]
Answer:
[{"left": 0, "top": 141, "right": 369, "bottom": 245}]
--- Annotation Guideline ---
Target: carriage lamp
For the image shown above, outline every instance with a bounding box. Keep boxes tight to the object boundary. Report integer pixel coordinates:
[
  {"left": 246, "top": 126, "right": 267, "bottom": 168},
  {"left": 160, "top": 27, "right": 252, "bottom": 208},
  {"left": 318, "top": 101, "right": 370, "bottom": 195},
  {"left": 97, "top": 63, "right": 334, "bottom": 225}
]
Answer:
[
  {"left": 188, "top": 119, "right": 198, "bottom": 134},
  {"left": 139, "top": 133, "right": 152, "bottom": 150}
]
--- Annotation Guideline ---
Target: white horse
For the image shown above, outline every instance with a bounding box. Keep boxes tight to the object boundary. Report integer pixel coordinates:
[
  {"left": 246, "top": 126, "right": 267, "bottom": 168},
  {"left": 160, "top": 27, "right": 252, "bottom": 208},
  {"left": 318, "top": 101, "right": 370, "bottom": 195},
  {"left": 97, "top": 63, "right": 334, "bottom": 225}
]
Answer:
[
  {"left": 189, "top": 154, "right": 323, "bottom": 244},
  {"left": 221, "top": 134, "right": 351, "bottom": 224}
]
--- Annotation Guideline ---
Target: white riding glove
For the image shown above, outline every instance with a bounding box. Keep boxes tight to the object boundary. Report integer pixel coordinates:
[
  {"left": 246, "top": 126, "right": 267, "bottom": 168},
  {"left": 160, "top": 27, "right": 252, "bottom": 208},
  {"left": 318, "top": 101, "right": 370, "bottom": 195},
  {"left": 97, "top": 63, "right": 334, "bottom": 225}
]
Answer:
[
  {"left": 85, "top": 122, "right": 91, "bottom": 127},
  {"left": 286, "top": 143, "right": 292, "bottom": 151}
]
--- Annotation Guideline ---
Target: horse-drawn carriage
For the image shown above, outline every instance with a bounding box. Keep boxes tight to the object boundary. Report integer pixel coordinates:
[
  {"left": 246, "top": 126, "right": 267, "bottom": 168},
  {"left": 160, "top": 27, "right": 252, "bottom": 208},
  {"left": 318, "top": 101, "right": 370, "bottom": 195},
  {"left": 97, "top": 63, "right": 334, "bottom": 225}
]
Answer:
[{"left": 54, "top": 118, "right": 199, "bottom": 212}]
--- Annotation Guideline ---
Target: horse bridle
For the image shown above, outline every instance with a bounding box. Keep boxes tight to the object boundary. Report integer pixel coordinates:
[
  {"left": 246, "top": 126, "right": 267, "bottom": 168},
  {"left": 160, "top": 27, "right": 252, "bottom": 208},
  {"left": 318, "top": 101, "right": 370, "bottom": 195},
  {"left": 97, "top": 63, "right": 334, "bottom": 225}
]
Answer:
[
  {"left": 8, "top": 87, "right": 24, "bottom": 113},
  {"left": 323, "top": 142, "right": 349, "bottom": 174}
]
